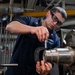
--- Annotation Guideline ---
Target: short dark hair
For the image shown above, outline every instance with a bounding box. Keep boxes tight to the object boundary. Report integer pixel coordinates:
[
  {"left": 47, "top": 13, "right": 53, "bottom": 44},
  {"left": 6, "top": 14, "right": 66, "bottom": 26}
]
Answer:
[{"left": 51, "top": 6, "right": 67, "bottom": 19}]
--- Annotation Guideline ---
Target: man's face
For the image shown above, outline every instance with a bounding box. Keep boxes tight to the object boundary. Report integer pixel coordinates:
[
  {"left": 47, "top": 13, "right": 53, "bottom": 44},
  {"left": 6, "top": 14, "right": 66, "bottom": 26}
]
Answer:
[{"left": 43, "top": 10, "right": 65, "bottom": 30}]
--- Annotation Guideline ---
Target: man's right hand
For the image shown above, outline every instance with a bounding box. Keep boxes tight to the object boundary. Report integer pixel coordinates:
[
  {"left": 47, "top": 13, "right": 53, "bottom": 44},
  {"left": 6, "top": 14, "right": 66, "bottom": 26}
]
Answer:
[{"left": 31, "top": 26, "right": 49, "bottom": 42}]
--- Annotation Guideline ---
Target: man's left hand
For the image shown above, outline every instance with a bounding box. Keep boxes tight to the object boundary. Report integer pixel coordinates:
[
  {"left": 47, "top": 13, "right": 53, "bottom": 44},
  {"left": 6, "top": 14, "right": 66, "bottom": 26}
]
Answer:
[{"left": 36, "top": 60, "right": 52, "bottom": 75}]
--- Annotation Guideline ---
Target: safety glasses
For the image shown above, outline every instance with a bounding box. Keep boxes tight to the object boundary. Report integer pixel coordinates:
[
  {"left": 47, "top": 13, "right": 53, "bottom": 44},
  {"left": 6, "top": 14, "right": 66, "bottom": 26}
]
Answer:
[{"left": 51, "top": 12, "right": 62, "bottom": 26}]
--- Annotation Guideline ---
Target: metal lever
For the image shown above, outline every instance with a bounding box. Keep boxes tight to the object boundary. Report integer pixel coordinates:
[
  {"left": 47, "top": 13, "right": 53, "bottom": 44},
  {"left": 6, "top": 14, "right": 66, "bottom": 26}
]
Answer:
[{"left": 0, "top": 64, "right": 18, "bottom": 67}]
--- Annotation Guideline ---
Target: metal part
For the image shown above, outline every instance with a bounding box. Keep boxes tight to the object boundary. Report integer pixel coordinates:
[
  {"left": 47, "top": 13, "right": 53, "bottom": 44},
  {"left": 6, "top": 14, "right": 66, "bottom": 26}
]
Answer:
[
  {"left": 65, "top": 30, "right": 75, "bottom": 47},
  {"left": 34, "top": 47, "right": 46, "bottom": 63},
  {"left": 43, "top": 47, "right": 75, "bottom": 64},
  {"left": 34, "top": 47, "right": 75, "bottom": 64}
]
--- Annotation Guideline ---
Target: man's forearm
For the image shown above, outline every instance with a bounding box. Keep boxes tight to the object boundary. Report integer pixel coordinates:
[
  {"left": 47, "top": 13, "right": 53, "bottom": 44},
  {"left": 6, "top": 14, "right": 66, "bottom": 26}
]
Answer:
[{"left": 5, "top": 21, "right": 33, "bottom": 34}]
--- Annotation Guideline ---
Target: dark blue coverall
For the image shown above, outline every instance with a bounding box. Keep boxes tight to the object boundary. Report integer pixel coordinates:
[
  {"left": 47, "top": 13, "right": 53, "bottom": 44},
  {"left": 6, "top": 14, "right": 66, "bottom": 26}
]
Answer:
[{"left": 5, "top": 16, "right": 60, "bottom": 75}]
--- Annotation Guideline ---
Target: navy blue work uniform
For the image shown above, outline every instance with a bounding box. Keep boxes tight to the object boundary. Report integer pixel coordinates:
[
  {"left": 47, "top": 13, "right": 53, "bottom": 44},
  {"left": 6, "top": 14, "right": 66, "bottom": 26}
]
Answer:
[{"left": 5, "top": 16, "right": 60, "bottom": 75}]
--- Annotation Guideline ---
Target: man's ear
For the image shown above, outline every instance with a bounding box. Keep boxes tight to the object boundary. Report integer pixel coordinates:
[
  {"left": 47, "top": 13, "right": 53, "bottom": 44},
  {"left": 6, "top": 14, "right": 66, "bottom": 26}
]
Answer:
[{"left": 46, "top": 10, "right": 51, "bottom": 17}]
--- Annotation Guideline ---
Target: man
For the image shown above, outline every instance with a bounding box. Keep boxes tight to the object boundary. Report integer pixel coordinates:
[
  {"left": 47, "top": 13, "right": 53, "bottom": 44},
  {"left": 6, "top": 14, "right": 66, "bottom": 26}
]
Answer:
[{"left": 5, "top": 6, "right": 67, "bottom": 75}]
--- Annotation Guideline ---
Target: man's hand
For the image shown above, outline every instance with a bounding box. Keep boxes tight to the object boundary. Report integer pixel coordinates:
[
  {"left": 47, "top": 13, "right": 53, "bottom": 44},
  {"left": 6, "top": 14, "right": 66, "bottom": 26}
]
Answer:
[
  {"left": 31, "top": 26, "right": 49, "bottom": 42},
  {"left": 36, "top": 60, "right": 52, "bottom": 75}
]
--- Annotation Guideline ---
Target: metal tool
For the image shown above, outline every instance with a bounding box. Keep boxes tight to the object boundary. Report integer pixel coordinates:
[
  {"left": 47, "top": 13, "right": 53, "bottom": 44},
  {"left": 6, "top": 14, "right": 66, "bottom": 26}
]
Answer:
[{"left": 44, "top": 40, "right": 47, "bottom": 49}]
